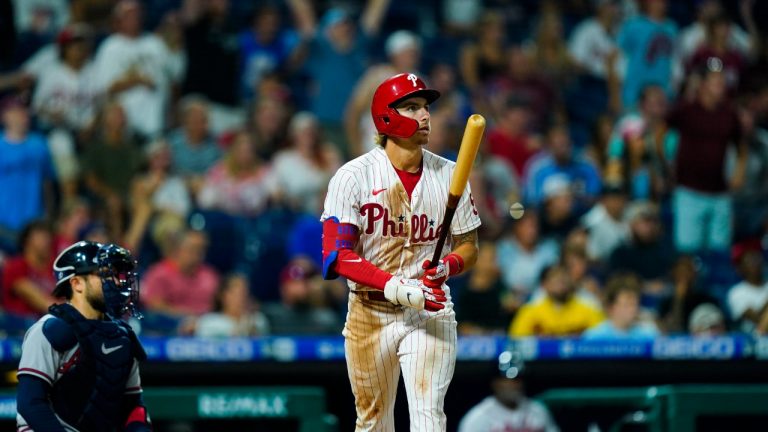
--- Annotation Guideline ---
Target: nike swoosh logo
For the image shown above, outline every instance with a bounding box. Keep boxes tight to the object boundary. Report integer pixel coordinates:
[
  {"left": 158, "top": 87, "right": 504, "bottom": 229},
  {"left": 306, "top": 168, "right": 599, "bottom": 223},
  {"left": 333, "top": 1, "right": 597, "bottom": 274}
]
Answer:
[
  {"left": 101, "top": 343, "right": 124, "bottom": 355},
  {"left": 342, "top": 258, "right": 362, "bottom": 263},
  {"left": 372, "top": 188, "right": 387, "bottom": 196},
  {"left": 406, "top": 292, "right": 412, "bottom": 305}
]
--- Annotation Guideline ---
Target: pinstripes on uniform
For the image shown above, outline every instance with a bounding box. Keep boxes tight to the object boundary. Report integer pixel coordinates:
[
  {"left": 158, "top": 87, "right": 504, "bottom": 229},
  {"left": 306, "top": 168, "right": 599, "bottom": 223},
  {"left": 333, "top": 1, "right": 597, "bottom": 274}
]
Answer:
[{"left": 321, "top": 146, "right": 481, "bottom": 431}]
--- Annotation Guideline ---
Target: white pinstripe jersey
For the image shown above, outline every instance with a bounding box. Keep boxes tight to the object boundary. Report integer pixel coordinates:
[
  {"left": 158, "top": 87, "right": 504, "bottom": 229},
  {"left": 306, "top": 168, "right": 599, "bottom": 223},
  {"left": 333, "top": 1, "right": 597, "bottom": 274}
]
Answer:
[{"left": 321, "top": 146, "right": 481, "bottom": 290}]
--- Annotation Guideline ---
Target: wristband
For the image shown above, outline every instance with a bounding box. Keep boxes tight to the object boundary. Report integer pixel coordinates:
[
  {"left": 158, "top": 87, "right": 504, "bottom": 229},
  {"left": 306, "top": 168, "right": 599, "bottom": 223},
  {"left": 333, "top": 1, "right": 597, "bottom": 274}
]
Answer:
[{"left": 444, "top": 253, "right": 464, "bottom": 275}]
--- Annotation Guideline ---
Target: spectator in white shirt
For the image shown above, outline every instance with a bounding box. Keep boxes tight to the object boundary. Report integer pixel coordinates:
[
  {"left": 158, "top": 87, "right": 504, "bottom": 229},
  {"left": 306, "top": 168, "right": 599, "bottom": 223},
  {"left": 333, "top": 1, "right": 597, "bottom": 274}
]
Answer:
[
  {"left": 497, "top": 210, "right": 560, "bottom": 303},
  {"left": 727, "top": 240, "right": 768, "bottom": 333},
  {"left": 580, "top": 183, "right": 629, "bottom": 263},
  {"left": 568, "top": 0, "right": 624, "bottom": 81},
  {"left": 272, "top": 112, "right": 341, "bottom": 215},
  {"left": 195, "top": 273, "right": 270, "bottom": 338},
  {"left": 32, "top": 24, "right": 100, "bottom": 132},
  {"left": 93, "top": 0, "right": 184, "bottom": 138},
  {"left": 678, "top": 0, "right": 758, "bottom": 62}
]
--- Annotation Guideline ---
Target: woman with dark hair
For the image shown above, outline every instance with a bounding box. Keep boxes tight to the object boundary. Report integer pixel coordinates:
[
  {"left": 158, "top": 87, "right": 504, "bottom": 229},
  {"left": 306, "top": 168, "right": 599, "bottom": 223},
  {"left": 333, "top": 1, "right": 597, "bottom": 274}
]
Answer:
[
  {"left": 194, "top": 273, "right": 270, "bottom": 337},
  {"left": 196, "top": 130, "right": 277, "bottom": 216},
  {"left": 458, "top": 11, "right": 510, "bottom": 93},
  {"left": 272, "top": 111, "right": 341, "bottom": 214}
]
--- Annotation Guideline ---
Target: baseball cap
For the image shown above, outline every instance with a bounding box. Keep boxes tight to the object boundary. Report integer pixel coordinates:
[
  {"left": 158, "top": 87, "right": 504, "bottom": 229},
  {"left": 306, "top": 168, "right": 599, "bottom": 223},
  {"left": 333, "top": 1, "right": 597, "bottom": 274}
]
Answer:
[
  {"left": 624, "top": 200, "right": 659, "bottom": 223},
  {"left": 385, "top": 30, "right": 421, "bottom": 57},
  {"left": 541, "top": 174, "right": 572, "bottom": 200},
  {"left": 56, "top": 23, "right": 91, "bottom": 48},
  {"left": 688, "top": 303, "right": 724, "bottom": 333},
  {"left": 288, "top": 111, "right": 319, "bottom": 137},
  {"left": 601, "top": 181, "right": 627, "bottom": 196},
  {"left": 731, "top": 238, "right": 763, "bottom": 265},
  {"left": 320, "top": 7, "right": 351, "bottom": 29},
  {"left": 280, "top": 260, "right": 318, "bottom": 284},
  {"left": 0, "top": 95, "right": 27, "bottom": 114}
]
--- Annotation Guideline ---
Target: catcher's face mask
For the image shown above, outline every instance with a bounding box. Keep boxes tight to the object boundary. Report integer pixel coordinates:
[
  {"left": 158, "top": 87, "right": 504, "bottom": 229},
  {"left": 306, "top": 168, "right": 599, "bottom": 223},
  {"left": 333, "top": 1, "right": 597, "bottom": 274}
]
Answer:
[{"left": 97, "top": 244, "right": 142, "bottom": 319}]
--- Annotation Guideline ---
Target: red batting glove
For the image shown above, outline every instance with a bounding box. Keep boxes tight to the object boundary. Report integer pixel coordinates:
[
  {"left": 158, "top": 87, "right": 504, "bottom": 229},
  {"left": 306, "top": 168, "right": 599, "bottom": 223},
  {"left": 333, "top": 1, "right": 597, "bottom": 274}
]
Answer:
[
  {"left": 422, "top": 285, "right": 447, "bottom": 311},
  {"left": 421, "top": 253, "right": 464, "bottom": 289}
]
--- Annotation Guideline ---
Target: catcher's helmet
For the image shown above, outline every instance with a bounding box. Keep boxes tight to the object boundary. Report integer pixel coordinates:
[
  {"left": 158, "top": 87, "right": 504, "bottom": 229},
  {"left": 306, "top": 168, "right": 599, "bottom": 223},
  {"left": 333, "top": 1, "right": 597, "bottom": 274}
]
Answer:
[
  {"left": 371, "top": 73, "right": 440, "bottom": 138},
  {"left": 53, "top": 241, "right": 141, "bottom": 318}
]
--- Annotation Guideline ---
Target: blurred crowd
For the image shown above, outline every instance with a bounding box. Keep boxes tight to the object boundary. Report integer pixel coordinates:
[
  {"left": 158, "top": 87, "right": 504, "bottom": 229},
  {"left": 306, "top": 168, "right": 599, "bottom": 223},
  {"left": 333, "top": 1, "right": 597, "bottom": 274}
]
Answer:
[{"left": 1, "top": 0, "right": 767, "bottom": 341}]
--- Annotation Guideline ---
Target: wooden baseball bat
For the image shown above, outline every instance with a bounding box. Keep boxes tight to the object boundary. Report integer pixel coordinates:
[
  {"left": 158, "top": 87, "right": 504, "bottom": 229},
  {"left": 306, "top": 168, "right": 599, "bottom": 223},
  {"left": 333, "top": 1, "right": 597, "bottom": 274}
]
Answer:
[{"left": 429, "top": 114, "right": 485, "bottom": 268}]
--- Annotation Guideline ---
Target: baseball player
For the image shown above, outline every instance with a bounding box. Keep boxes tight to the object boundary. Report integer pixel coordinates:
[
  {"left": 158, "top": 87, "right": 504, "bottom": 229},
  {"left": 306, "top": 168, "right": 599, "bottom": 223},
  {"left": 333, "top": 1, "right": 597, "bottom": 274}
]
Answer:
[
  {"left": 458, "top": 352, "right": 559, "bottom": 432},
  {"left": 16, "top": 241, "right": 151, "bottom": 432},
  {"left": 321, "top": 72, "right": 481, "bottom": 431}
]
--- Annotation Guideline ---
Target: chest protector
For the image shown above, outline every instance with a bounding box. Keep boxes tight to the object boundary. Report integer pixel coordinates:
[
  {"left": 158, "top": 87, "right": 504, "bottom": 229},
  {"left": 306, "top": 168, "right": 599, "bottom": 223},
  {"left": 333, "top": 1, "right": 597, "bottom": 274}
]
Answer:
[{"left": 48, "top": 303, "right": 146, "bottom": 432}]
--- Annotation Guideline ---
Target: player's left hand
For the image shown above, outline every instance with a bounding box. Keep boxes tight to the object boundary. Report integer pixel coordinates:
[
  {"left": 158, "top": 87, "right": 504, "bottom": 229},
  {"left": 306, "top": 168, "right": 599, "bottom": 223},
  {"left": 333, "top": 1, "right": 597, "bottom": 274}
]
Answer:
[
  {"left": 421, "top": 254, "right": 463, "bottom": 289},
  {"left": 421, "top": 259, "right": 449, "bottom": 289}
]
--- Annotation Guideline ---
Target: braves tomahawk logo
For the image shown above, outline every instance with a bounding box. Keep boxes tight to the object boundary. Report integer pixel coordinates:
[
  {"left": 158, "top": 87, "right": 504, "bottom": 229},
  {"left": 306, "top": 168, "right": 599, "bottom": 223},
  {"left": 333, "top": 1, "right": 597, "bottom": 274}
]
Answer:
[{"left": 360, "top": 203, "right": 442, "bottom": 243}]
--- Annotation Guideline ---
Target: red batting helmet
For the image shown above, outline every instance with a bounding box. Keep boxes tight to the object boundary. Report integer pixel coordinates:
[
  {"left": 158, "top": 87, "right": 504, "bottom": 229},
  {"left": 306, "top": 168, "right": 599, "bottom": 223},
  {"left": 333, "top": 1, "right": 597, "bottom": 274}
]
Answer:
[{"left": 371, "top": 73, "right": 440, "bottom": 138}]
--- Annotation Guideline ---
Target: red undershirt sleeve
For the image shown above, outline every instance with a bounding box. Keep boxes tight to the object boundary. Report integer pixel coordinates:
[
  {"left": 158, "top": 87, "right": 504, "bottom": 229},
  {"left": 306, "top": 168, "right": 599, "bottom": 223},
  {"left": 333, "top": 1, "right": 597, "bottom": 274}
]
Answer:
[{"left": 334, "top": 249, "right": 393, "bottom": 291}]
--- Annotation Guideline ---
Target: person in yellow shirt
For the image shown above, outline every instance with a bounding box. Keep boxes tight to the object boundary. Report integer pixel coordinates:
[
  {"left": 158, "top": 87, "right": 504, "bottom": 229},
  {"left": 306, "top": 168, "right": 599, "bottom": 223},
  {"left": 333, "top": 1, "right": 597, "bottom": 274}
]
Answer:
[{"left": 510, "top": 264, "right": 604, "bottom": 337}]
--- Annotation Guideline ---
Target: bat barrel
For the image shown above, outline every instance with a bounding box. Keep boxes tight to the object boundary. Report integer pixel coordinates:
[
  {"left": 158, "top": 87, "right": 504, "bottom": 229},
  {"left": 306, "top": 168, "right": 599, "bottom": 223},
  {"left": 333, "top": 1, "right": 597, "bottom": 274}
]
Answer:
[
  {"left": 449, "top": 114, "right": 485, "bottom": 197},
  {"left": 430, "top": 114, "right": 485, "bottom": 268}
]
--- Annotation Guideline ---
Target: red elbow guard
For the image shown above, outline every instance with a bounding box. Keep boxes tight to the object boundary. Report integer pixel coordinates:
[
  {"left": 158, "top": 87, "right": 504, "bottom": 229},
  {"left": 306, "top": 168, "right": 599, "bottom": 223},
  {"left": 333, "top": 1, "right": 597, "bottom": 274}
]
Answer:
[
  {"left": 321, "top": 217, "right": 392, "bottom": 290},
  {"left": 322, "top": 217, "right": 359, "bottom": 280}
]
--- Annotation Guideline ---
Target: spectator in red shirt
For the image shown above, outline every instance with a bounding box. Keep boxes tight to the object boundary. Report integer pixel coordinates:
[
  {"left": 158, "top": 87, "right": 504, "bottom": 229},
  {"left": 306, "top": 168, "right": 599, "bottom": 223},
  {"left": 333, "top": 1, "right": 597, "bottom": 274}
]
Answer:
[
  {"left": 667, "top": 64, "right": 747, "bottom": 253},
  {"left": 1, "top": 221, "right": 57, "bottom": 317},
  {"left": 140, "top": 228, "right": 219, "bottom": 317},
  {"left": 486, "top": 96, "right": 541, "bottom": 179},
  {"left": 687, "top": 15, "right": 747, "bottom": 94},
  {"left": 488, "top": 46, "right": 560, "bottom": 133}
]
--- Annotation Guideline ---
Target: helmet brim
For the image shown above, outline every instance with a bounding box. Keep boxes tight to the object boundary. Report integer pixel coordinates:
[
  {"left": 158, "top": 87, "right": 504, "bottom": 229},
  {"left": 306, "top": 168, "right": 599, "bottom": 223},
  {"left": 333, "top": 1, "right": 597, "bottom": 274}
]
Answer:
[{"left": 390, "top": 89, "right": 441, "bottom": 108}]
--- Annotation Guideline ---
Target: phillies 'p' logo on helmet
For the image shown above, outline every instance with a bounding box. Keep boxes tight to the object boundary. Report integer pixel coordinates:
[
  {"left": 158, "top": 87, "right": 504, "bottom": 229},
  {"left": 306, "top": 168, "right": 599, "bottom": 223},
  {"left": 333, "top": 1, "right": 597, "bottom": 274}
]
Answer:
[{"left": 371, "top": 73, "right": 441, "bottom": 139}]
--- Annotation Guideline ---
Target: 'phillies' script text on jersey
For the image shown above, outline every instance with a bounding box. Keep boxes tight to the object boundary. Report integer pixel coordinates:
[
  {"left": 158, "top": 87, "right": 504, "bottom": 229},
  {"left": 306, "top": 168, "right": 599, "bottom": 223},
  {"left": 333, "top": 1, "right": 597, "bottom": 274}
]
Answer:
[{"left": 360, "top": 203, "right": 443, "bottom": 242}]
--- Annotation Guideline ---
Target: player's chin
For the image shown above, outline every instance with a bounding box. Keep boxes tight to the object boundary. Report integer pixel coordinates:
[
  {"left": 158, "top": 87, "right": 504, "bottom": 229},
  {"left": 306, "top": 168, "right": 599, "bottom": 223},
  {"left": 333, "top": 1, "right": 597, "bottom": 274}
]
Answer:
[{"left": 414, "top": 132, "right": 430, "bottom": 146}]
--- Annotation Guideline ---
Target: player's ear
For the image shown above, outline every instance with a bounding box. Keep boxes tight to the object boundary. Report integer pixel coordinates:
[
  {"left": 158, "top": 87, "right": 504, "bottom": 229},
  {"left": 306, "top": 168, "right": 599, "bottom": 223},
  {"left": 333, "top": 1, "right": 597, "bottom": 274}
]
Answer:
[{"left": 69, "top": 275, "right": 85, "bottom": 294}]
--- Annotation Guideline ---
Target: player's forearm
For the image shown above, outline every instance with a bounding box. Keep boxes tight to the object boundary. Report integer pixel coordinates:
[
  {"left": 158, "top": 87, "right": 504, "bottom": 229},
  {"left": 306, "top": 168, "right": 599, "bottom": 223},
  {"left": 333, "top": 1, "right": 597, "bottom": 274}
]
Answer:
[
  {"left": 123, "top": 394, "right": 152, "bottom": 432},
  {"left": 13, "top": 280, "right": 55, "bottom": 313},
  {"left": 449, "top": 229, "right": 479, "bottom": 274},
  {"left": 360, "top": 0, "right": 391, "bottom": 36},
  {"left": 333, "top": 249, "right": 392, "bottom": 290},
  {"left": 17, "top": 376, "right": 66, "bottom": 432},
  {"left": 730, "top": 143, "right": 749, "bottom": 189},
  {"left": 450, "top": 242, "right": 478, "bottom": 275}
]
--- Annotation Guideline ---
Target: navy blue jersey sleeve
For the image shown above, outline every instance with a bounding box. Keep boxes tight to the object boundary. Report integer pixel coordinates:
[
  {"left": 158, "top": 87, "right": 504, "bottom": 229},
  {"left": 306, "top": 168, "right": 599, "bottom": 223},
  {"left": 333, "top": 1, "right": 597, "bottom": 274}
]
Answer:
[{"left": 16, "top": 375, "right": 66, "bottom": 431}]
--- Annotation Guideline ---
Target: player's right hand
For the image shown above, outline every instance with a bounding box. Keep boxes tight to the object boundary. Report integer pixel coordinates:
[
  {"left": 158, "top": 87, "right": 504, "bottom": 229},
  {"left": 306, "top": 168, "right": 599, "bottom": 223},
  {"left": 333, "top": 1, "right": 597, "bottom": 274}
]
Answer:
[
  {"left": 422, "top": 285, "right": 447, "bottom": 312},
  {"left": 383, "top": 278, "right": 446, "bottom": 312}
]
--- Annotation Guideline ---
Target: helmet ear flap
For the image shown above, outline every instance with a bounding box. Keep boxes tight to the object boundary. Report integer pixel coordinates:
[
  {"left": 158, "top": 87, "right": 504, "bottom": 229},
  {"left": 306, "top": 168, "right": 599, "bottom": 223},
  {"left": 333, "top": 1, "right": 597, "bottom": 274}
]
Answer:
[
  {"left": 371, "top": 106, "right": 419, "bottom": 139},
  {"left": 384, "top": 106, "right": 419, "bottom": 138}
]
